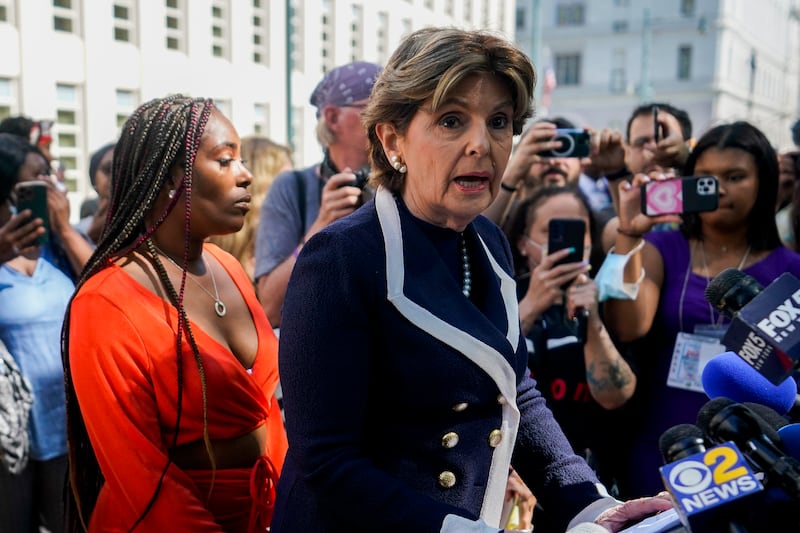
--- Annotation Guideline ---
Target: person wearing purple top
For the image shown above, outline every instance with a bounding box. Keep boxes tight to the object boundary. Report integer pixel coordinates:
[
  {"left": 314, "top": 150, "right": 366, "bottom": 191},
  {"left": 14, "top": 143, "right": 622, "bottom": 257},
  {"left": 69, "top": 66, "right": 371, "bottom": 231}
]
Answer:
[{"left": 603, "top": 121, "right": 800, "bottom": 498}]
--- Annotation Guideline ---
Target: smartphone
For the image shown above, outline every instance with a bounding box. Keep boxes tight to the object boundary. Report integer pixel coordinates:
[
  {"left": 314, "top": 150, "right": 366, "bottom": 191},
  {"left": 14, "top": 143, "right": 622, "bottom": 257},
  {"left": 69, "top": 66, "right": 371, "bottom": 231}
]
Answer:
[
  {"left": 548, "top": 218, "right": 585, "bottom": 289},
  {"left": 640, "top": 175, "right": 719, "bottom": 217},
  {"left": 653, "top": 105, "right": 660, "bottom": 142},
  {"left": 14, "top": 181, "right": 50, "bottom": 245},
  {"left": 538, "top": 128, "right": 591, "bottom": 159}
]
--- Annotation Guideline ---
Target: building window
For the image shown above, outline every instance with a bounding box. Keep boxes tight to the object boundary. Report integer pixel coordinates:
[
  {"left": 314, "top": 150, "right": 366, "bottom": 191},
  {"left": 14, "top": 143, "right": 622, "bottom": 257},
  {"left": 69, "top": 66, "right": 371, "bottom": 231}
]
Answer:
[
  {"left": 115, "top": 89, "right": 138, "bottom": 128},
  {"left": 113, "top": 1, "right": 137, "bottom": 44},
  {"left": 424, "top": 0, "right": 434, "bottom": 9},
  {"left": 214, "top": 99, "right": 231, "bottom": 119},
  {"left": 677, "top": 45, "right": 692, "bottom": 80},
  {"left": 610, "top": 49, "right": 626, "bottom": 93},
  {"left": 0, "top": 78, "right": 14, "bottom": 121},
  {"left": 444, "top": 0, "right": 453, "bottom": 16},
  {"left": 377, "top": 11, "right": 389, "bottom": 64},
  {"left": 164, "top": 0, "right": 186, "bottom": 52},
  {"left": 612, "top": 20, "right": 628, "bottom": 32},
  {"left": 252, "top": 0, "right": 270, "bottom": 65},
  {"left": 55, "top": 83, "right": 83, "bottom": 193},
  {"left": 321, "top": 0, "right": 333, "bottom": 72},
  {"left": 288, "top": 0, "right": 304, "bottom": 72},
  {"left": 53, "top": 0, "right": 80, "bottom": 34},
  {"left": 556, "top": 3, "right": 585, "bottom": 26},
  {"left": 555, "top": 53, "right": 581, "bottom": 85},
  {"left": 351, "top": 4, "right": 363, "bottom": 64},
  {"left": 0, "top": 1, "right": 15, "bottom": 24},
  {"left": 253, "top": 103, "right": 268, "bottom": 135},
  {"left": 211, "top": 0, "right": 230, "bottom": 59},
  {"left": 681, "top": 0, "right": 695, "bottom": 17},
  {"left": 463, "top": 0, "right": 472, "bottom": 22}
]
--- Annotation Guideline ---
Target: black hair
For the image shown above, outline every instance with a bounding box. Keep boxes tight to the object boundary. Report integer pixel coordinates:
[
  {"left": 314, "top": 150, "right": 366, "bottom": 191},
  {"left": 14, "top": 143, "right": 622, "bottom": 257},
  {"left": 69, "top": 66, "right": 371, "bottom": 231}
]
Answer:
[
  {"left": 681, "top": 121, "right": 781, "bottom": 251},
  {"left": 625, "top": 102, "right": 692, "bottom": 142},
  {"left": 88, "top": 142, "right": 116, "bottom": 189},
  {"left": 0, "top": 115, "right": 34, "bottom": 141},
  {"left": 535, "top": 116, "right": 577, "bottom": 129},
  {"left": 61, "top": 95, "right": 215, "bottom": 532},
  {"left": 0, "top": 133, "right": 32, "bottom": 202}
]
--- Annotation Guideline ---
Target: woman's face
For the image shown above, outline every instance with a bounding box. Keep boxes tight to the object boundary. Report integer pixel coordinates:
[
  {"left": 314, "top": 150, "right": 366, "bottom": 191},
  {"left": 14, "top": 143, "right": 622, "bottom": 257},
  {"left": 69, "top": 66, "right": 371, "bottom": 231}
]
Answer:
[
  {"left": 17, "top": 152, "right": 50, "bottom": 183},
  {"left": 393, "top": 73, "right": 515, "bottom": 231},
  {"left": 182, "top": 109, "right": 253, "bottom": 237},
  {"left": 517, "top": 193, "right": 591, "bottom": 269},
  {"left": 94, "top": 149, "right": 114, "bottom": 199},
  {"left": 695, "top": 147, "right": 759, "bottom": 231}
]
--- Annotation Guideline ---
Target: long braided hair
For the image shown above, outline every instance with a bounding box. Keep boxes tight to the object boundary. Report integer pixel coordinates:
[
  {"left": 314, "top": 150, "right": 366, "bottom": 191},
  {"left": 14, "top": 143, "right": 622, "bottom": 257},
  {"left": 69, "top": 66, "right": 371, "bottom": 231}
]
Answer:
[{"left": 61, "top": 95, "right": 215, "bottom": 532}]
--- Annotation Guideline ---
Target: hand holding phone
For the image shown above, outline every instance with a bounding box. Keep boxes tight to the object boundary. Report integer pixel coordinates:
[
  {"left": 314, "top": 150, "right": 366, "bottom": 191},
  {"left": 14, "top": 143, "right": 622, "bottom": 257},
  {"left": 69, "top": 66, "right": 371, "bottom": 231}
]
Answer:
[
  {"left": 538, "top": 129, "right": 591, "bottom": 159},
  {"left": 640, "top": 175, "right": 719, "bottom": 217},
  {"left": 548, "top": 218, "right": 586, "bottom": 289},
  {"left": 14, "top": 181, "right": 50, "bottom": 245}
]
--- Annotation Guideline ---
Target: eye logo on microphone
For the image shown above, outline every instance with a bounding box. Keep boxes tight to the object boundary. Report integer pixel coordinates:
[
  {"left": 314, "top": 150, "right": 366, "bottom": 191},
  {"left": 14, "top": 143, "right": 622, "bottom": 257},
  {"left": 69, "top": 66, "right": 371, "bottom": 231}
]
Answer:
[{"left": 667, "top": 460, "right": 712, "bottom": 495}]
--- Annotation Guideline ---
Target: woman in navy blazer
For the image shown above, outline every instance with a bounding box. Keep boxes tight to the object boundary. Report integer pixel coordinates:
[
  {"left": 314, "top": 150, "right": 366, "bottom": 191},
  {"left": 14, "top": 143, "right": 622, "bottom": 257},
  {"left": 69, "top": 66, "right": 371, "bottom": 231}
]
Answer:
[{"left": 272, "top": 27, "right": 673, "bottom": 533}]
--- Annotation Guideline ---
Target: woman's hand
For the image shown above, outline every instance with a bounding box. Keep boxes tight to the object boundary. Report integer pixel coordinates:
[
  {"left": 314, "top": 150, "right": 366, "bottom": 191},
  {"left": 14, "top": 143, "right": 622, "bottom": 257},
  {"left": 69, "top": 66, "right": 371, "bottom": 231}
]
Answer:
[
  {"left": 566, "top": 274, "right": 599, "bottom": 323},
  {"left": 616, "top": 172, "right": 681, "bottom": 240},
  {"left": 0, "top": 211, "right": 45, "bottom": 263},
  {"left": 593, "top": 492, "right": 675, "bottom": 532},
  {"left": 502, "top": 122, "right": 564, "bottom": 189},
  {"left": 45, "top": 178, "right": 73, "bottom": 238},
  {"left": 526, "top": 248, "right": 588, "bottom": 312},
  {"left": 503, "top": 467, "right": 536, "bottom": 532}
]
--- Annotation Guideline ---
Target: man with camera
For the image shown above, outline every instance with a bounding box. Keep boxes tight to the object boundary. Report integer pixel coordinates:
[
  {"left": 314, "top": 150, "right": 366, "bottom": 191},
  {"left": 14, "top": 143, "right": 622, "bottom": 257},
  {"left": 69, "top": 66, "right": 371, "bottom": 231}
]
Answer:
[
  {"left": 254, "top": 61, "right": 381, "bottom": 328},
  {"left": 593, "top": 102, "right": 694, "bottom": 252},
  {"left": 485, "top": 117, "right": 587, "bottom": 231}
]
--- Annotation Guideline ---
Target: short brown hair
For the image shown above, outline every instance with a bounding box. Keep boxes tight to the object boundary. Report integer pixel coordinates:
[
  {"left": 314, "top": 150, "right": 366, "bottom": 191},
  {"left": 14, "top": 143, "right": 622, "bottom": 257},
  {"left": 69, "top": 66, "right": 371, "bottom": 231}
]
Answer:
[{"left": 362, "top": 27, "right": 536, "bottom": 193}]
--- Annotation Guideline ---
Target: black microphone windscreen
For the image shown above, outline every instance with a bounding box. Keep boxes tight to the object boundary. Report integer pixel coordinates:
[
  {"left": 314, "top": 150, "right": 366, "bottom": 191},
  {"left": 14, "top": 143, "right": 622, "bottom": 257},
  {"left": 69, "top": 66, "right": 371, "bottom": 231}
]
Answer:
[
  {"left": 704, "top": 268, "right": 763, "bottom": 315},
  {"left": 696, "top": 397, "right": 737, "bottom": 435},
  {"left": 659, "top": 423, "right": 706, "bottom": 463},
  {"left": 742, "top": 402, "right": 790, "bottom": 432}
]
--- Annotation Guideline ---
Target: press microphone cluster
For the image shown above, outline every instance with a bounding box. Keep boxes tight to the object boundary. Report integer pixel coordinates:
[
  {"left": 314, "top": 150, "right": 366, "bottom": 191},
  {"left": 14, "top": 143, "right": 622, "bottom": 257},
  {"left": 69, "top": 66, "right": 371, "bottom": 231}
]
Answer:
[
  {"left": 705, "top": 269, "right": 800, "bottom": 384},
  {"left": 658, "top": 398, "right": 800, "bottom": 532}
]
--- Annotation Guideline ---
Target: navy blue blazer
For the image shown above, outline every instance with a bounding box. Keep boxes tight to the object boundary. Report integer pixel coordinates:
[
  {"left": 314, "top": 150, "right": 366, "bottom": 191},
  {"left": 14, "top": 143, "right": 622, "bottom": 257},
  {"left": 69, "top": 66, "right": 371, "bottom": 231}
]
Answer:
[{"left": 272, "top": 189, "right": 614, "bottom": 533}]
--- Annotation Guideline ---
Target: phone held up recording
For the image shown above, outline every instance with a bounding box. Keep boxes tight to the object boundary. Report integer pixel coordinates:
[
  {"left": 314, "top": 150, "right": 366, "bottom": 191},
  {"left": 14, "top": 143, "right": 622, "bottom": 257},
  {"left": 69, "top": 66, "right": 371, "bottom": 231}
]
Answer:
[
  {"left": 641, "top": 175, "right": 719, "bottom": 217},
  {"left": 548, "top": 218, "right": 589, "bottom": 343},
  {"left": 13, "top": 181, "right": 50, "bottom": 245},
  {"left": 538, "top": 128, "right": 591, "bottom": 159}
]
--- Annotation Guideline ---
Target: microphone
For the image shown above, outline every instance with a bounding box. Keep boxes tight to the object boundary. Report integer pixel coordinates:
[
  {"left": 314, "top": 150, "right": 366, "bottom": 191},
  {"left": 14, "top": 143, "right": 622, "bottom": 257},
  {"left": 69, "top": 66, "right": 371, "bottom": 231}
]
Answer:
[
  {"left": 697, "top": 397, "right": 800, "bottom": 499},
  {"left": 701, "top": 351, "right": 799, "bottom": 416},
  {"left": 705, "top": 269, "right": 800, "bottom": 384},
  {"left": 659, "top": 423, "right": 708, "bottom": 463},
  {"left": 777, "top": 423, "right": 800, "bottom": 461},
  {"left": 658, "top": 421, "right": 763, "bottom": 532}
]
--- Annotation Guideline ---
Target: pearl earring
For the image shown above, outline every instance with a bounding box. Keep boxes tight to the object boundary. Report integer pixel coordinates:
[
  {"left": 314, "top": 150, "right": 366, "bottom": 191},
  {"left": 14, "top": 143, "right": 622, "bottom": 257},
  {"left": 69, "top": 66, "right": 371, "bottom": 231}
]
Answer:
[
  {"left": 390, "top": 155, "right": 407, "bottom": 174},
  {"left": 168, "top": 189, "right": 176, "bottom": 199}
]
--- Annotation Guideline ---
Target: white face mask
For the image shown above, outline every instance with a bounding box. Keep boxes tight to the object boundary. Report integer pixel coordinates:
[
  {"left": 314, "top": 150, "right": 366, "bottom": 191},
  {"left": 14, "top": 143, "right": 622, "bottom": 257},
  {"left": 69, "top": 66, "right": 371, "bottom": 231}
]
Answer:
[{"left": 525, "top": 237, "right": 547, "bottom": 257}]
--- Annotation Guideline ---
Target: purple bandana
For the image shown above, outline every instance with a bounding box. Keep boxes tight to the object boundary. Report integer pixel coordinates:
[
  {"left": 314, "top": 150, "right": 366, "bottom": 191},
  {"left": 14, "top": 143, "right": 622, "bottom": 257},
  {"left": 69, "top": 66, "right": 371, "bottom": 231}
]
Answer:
[{"left": 310, "top": 61, "right": 382, "bottom": 117}]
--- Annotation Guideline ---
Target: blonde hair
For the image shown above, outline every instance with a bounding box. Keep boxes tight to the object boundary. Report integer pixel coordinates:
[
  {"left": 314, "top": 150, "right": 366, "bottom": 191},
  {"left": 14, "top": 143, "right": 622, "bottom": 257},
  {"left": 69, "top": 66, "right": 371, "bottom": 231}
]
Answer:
[
  {"left": 362, "top": 27, "right": 536, "bottom": 193},
  {"left": 208, "top": 136, "right": 292, "bottom": 280}
]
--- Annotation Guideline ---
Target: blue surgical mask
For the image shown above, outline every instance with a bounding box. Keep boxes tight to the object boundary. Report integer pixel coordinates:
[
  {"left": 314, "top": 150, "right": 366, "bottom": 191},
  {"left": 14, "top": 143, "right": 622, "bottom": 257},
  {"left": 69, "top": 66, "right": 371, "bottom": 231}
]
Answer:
[{"left": 595, "top": 241, "right": 646, "bottom": 302}]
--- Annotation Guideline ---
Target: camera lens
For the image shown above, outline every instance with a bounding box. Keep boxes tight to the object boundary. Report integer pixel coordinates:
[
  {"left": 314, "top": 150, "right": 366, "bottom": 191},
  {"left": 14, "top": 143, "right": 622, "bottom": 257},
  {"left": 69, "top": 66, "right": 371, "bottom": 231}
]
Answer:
[{"left": 551, "top": 134, "right": 575, "bottom": 158}]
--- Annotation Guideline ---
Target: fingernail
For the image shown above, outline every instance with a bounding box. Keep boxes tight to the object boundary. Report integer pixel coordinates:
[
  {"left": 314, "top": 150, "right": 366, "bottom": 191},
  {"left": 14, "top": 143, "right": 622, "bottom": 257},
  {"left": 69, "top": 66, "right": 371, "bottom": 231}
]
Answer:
[{"left": 568, "top": 247, "right": 576, "bottom": 253}]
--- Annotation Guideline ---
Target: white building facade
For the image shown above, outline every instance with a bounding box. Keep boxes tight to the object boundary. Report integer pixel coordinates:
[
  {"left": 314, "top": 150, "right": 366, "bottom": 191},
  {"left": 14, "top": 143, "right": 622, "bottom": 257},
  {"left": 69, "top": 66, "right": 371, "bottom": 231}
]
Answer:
[
  {"left": 0, "top": 0, "right": 515, "bottom": 218},
  {"left": 515, "top": 0, "right": 800, "bottom": 150}
]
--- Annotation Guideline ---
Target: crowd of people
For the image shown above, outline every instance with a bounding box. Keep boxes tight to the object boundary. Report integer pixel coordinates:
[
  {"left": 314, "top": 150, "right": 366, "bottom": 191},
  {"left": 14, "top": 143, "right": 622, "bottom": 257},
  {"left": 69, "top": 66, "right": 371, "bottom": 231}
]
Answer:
[{"left": 1, "top": 24, "right": 799, "bottom": 533}]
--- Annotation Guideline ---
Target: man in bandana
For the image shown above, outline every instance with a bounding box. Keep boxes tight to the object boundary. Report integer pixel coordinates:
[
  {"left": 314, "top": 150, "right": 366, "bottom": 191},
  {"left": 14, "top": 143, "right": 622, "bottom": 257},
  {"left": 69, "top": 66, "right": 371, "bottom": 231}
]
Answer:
[{"left": 254, "top": 61, "right": 382, "bottom": 329}]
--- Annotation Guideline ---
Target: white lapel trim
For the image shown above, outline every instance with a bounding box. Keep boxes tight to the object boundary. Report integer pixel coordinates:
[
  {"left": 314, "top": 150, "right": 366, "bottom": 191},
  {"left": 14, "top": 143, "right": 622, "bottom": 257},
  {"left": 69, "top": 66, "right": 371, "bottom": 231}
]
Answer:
[{"left": 375, "top": 187, "right": 520, "bottom": 527}]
